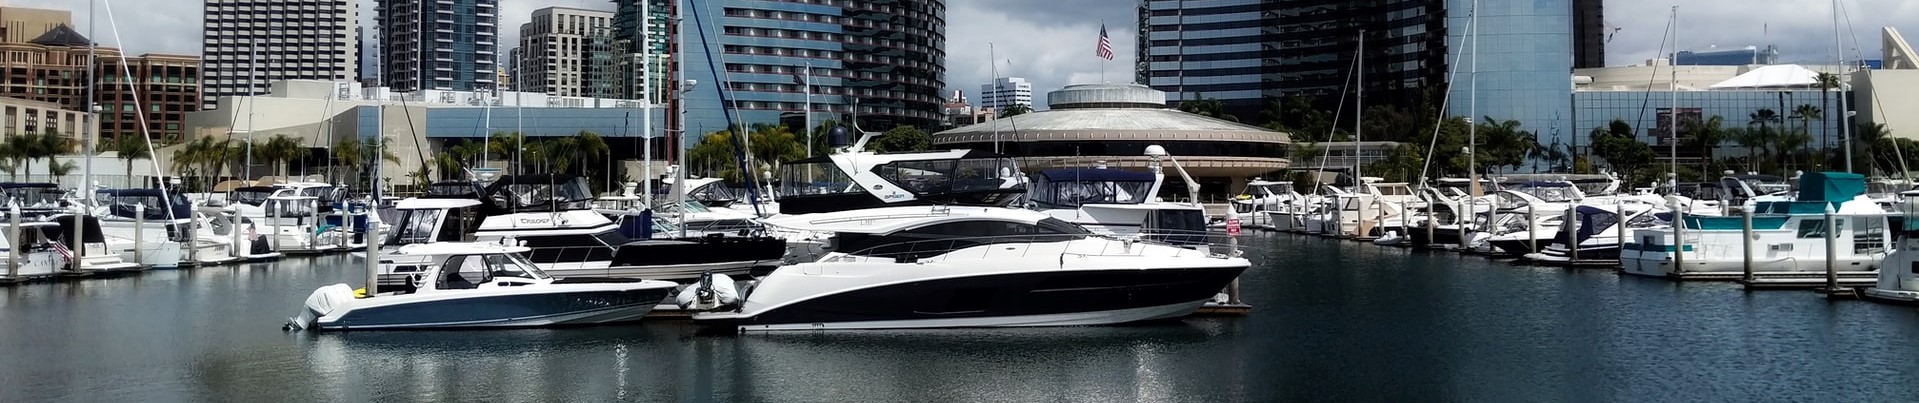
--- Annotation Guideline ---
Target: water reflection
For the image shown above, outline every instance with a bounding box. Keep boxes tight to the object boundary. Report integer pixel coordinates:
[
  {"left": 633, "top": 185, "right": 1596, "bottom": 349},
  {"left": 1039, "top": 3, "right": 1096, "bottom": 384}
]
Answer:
[{"left": 7, "top": 233, "right": 1919, "bottom": 401}]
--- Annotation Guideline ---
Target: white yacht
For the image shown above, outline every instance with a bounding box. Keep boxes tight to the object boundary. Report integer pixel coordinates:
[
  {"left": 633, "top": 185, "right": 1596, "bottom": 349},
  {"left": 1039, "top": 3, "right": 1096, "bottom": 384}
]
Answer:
[
  {"left": 1520, "top": 201, "right": 1665, "bottom": 265},
  {"left": 1621, "top": 172, "right": 1891, "bottom": 279},
  {"left": 0, "top": 221, "right": 75, "bottom": 281},
  {"left": 691, "top": 205, "right": 1250, "bottom": 331},
  {"left": 372, "top": 176, "right": 786, "bottom": 289},
  {"left": 88, "top": 188, "right": 240, "bottom": 269},
  {"left": 288, "top": 242, "right": 680, "bottom": 331},
  {"left": 1233, "top": 178, "right": 1302, "bottom": 229},
  {"left": 1864, "top": 190, "right": 1919, "bottom": 303}
]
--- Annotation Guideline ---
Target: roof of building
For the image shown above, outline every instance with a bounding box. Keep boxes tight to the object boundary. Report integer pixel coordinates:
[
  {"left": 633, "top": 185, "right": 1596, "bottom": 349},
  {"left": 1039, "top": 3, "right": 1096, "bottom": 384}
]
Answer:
[
  {"left": 1708, "top": 64, "right": 1823, "bottom": 89},
  {"left": 932, "top": 108, "right": 1288, "bottom": 143},
  {"left": 29, "top": 24, "right": 90, "bottom": 47}
]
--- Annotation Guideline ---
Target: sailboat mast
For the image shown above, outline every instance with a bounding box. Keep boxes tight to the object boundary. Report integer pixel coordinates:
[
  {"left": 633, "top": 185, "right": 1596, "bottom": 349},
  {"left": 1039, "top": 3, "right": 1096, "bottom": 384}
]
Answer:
[
  {"left": 674, "top": 0, "right": 688, "bottom": 237},
  {"left": 246, "top": 43, "right": 257, "bottom": 182},
  {"left": 989, "top": 42, "right": 1000, "bottom": 154},
  {"left": 1669, "top": 6, "right": 1679, "bottom": 185},
  {"left": 1354, "top": 30, "right": 1363, "bottom": 192},
  {"left": 84, "top": 0, "right": 96, "bottom": 199},
  {"left": 641, "top": 0, "right": 654, "bottom": 201},
  {"left": 1467, "top": 0, "right": 1478, "bottom": 196},
  {"left": 1835, "top": 0, "right": 1851, "bottom": 173}
]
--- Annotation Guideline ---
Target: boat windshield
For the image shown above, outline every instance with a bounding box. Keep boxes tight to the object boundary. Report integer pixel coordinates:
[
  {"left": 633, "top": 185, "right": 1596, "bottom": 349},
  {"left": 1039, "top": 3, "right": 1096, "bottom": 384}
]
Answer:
[
  {"left": 298, "top": 186, "right": 345, "bottom": 204},
  {"left": 440, "top": 253, "right": 550, "bottom": 286},
  {"left": 0, "top": 184, "right": 62, "bottom": 208},
  {"left": 687, "top": 181, "right": 740, "bottom": 203},
  {"left": 779, "top": 160, "right": 859, "bottom": 197},
  {"left": 1253, "top": 183, "right": 1295, "bottom": 196},
  {"left": 229, "top": 188, "right": 274, "bottom": 206},
  {"left": 1505, "top": 183, "right": 1578, "bottom": 202},
  {"left": 1375, "top": 184, "right": 1413, "bottom": 196},
  {"left": 385, "top": 208, "right": 465, "bottom": 245}
]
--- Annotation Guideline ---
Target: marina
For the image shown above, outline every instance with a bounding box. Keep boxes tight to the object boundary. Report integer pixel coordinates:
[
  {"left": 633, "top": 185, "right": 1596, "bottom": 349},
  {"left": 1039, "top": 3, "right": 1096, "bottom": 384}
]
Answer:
[{"left": 10, "top": 233, "right": 1919, "bottom": 401}]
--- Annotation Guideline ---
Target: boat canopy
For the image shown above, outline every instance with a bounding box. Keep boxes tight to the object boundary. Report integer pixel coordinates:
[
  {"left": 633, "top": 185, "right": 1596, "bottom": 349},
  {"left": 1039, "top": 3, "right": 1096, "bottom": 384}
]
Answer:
[
  {"left": 482, "top": 175, "right": 596, "bottom": 212},
  {"left": 1795, "top": 171, "right": 1865, "bottom": 203},
  {"left": 228, "top": 186, "right": 277, "bottom": 206},
  {"left": 424, "top": 181, "right": 486, "bottom": 199},
  {"left": 95, "top": 189, "right": 192, "bottom": 220},
  {"left": 1028, "top": 168, "right": 1154, "bottom": 208}
]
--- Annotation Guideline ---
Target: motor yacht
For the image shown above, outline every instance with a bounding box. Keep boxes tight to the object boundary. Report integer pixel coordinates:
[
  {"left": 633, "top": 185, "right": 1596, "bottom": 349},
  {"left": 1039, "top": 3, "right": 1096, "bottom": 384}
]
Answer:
[
  {"left": 1025, "top": 147, "right": 1209, "bottom": 244},
  {"left": 287, "top": 242, "right": 679, "bottom": 330},
  {"left": 1233, "top": 178, "right": 1303, "bottom": 229},
  {"left": 1864, "top": 190, "right": 1919, "bottom": 303},
  {"left": 374, "top": 176, "right": 785, "bottom": 288},
  {"left": 1621, "top": 172, "right": 1891, "bottom": 279},
  {"left": 1520, "top": 201, "right": 1664, "bottom": 265},
  {"left": 691, "top": 205, "right": 1249, "bottom": 331}
]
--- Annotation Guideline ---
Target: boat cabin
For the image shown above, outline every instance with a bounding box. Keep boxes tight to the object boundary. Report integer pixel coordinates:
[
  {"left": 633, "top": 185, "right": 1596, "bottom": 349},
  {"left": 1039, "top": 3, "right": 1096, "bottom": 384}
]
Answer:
[
  {"left": 385, "top": 198, "right": 484, "bottom": 246},
  {"left": 0, "top": 182, "right": 66, "bottom": 211},
  {"left": 776, "top": 149, "right": 1025, "bottom": 214},
  {"left": 481, "top": 175, "right": 597, "bottom": 213},
  {"left": 380, "top": 243, "right": 551, "bottom": 294},
  {"left": 1027, "top": 168, "right": 1156, "bottom": 210}
]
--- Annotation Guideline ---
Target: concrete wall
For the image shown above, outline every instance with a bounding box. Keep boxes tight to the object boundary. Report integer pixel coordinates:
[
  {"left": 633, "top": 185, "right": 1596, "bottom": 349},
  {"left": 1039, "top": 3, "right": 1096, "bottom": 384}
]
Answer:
[{"left": 1855, "top": 69, "right": 1919, "bottom": 140}]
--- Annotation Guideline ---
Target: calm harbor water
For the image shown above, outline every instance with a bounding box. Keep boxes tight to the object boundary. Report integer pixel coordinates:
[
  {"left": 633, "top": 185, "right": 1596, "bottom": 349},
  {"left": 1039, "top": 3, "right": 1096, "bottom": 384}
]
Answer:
[{"left": 6, "top": 233, "right": 1919, "bottom": 402}]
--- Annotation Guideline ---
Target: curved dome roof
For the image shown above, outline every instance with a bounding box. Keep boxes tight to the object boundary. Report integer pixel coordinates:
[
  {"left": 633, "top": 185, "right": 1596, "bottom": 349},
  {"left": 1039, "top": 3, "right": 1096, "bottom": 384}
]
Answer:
[{"left": 934, "top": 83, "right": 1287, "bottom": 144}]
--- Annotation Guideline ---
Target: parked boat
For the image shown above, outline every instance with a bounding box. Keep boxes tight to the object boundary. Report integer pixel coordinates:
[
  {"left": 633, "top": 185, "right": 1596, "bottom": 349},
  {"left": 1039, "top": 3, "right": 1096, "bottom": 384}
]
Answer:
[
  {"left": 1519, "top": 202, "right": 1664, "bottom": 265},
  {"left": 692, "top": 205, "right": 1249, "bottom": 331},
  {"left": 287, "top": 242, "right": 679, "bottom": 331},
  {"left": 1620, "top": 172, "right": 1891, "bottom": 280},
  {"left": 1025, "top": 163, "right": 1206, "bottom": 244},
  {"left": 1863, "top": 190, "right": 1919, "bottom": 303}
]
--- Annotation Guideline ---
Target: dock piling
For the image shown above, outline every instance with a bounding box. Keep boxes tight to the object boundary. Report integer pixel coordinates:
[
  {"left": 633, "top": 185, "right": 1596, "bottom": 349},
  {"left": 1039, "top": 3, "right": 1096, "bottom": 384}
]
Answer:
[
  {"left": 8, "top": 203, "right": 19, "bottom": 279},
  {"left": 1527, "top": 202, "right": 1537, "bottom": 253},
  {"left": 1741, "top": 210, "right": 1754, "bottom": 282},
  {"left": 134, "top": 203, "right": 145, "bottom": 265},
  {"left": 1672, "top": 202, "right": 1686, "bottom": 275},
  {"left": 1824, "top": 211, "right": 1842, "bottom": 293},
  {"left": 1566, "top": 203, "right": 1579, "bottom": 261}
]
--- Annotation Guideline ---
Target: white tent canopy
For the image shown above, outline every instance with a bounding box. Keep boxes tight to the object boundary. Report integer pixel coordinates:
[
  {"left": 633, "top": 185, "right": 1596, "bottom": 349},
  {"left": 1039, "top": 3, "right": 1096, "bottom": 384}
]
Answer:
[{"left": 1707, "top": 64, "right": 1823, "bottom": 89}]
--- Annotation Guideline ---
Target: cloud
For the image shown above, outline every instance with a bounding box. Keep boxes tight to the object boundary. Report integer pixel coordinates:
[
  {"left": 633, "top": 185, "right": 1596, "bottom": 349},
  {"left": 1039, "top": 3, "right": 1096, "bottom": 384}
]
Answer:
[{"left": 28, "top": 0, "right": 1919, "bottom": 100}]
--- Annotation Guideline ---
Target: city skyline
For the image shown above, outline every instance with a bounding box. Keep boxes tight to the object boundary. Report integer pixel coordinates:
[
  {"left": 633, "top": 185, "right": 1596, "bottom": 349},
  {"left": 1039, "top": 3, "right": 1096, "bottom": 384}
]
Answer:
[{"left": 21, "top": 0, "right": 1919, "bottom": 110}]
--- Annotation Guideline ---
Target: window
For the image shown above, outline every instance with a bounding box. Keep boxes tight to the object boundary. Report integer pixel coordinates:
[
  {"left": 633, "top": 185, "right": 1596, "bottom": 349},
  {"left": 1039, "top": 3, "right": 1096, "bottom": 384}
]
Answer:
[
  {"left": 1797, "top": 218, "right": 1841, "bottom": 239},
  {"left": 1855, "top": 216, "right": 1886, "bottom": 254}
]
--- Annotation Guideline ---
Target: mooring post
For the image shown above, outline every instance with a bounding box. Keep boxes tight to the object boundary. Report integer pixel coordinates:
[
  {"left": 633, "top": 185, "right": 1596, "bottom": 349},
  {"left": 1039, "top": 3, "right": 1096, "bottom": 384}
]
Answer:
[
  {"left": 1825, "top": 211, "right": 1840, "bottom": 292},
  {"left": 270, "top": 202, "right": 281, "bottom": 253},
  {"left": 1527, "top": 202, "right": 1537, "bottom": 253},
  {"left": 1672, "top": 203, "right": 1686, "bottom": 275},
  {"left": 134, "top": 203, "right": 145, "bottom": 265},
  {"left": 308, "top": 199, "right": 320, "bottom": 250},
  {"left": 1566, "top": 203, "right": 1579, "bottom": 262},
  {"left": 1616, "top": 202, "right": 1627, "bottom": 265},
  {"left": 1224, "top": 207, "right": 1241, "bottom": 305},
  {"left": 7, "top": 203, "right": 18, "bottom": 278},
  {"left": 1741, "top": 209, "right": 1755, "bottom": 282},
  {"left": 1457, "top": 200, "right": 1468, "bottom": 250}
]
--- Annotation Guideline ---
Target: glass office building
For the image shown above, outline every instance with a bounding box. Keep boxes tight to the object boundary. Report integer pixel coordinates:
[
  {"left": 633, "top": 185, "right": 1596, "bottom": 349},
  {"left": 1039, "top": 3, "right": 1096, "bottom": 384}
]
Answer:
[
  {"left": 678, "top": 0, "right": 947, "bottom": 137},
  {"left": 1446, "top": 0, "right": 1574, "bottom": 149},
  {"left": 1571, "top": 89, "right": 1843, "bottom": 161}
]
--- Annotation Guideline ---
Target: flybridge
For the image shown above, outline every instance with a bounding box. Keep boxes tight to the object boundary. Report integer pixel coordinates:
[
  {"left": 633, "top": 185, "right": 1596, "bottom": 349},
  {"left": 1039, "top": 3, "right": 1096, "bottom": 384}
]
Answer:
[{"left": 774, "top": 149, "right": 1027, "bottom": 214}]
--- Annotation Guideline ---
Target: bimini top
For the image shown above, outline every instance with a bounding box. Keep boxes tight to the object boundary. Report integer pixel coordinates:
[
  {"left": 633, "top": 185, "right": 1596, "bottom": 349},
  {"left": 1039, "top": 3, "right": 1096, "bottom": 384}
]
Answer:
[
  {"left": 1796, "top": 171, "right": 1865, "bottom": 203},
  {"left": 1034, "top": 168, "right": 1155, "bottom": 182},
  {"left": 762, "top": 205, "right": 1062, "bottom": 235},
  {"left": 423, "top": 181, "right": 486, "bottom": 199},
  {"left": 395, "top": 197, "right": 484, "bottom": 210},
  {"left": 483, "top": 174, "right": 595, "bottom": 211},
  {"left": 95, "top": 188, "right": 193, "bottom": 220}
]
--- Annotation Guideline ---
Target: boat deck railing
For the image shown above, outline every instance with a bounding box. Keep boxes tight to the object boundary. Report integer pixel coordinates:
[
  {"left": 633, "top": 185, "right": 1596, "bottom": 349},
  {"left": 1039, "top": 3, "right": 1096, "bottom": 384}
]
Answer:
[{"left": 832, "top": 233, "right": 1234, "bottom": 264}]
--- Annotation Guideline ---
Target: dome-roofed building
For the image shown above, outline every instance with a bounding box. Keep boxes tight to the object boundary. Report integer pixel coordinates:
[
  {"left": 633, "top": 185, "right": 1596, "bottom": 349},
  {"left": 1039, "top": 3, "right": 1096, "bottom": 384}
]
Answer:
[{"left": 932, "top": 83, "right": 1289, "bottom": 199}]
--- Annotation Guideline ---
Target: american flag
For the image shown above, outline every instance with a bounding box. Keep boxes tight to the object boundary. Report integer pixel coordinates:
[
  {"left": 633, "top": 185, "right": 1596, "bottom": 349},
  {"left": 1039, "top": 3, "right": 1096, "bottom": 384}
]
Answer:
[{"left": 1095, "top": 24, "right": 1114, "bottom": 60}]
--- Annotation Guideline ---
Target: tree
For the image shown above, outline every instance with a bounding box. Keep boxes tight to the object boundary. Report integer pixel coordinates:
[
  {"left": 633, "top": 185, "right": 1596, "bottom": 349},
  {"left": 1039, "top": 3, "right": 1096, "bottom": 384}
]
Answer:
[
  {"left": 1289, "top": 142, "right": 1324, "bottom": 170},
  {"left": 1680, "top": 115, "right": 1730, "bottom": 179},
  {"left": 0, "top": 138, "right": 19, "bottom": 179},
  {"left": 999, "top": 104, "right": 1033, "bottom": 117},
  {"left": 113, "top": 135, "right": 153, "bottom": 187},
  {"left": 30, "top": 130, "right": 71, "bottom": 180},
  {"left": 257, "top": 134, "right": 305, "bottom": 179},
  {"left": 48, "top": 160, "right": 76, "bottom": 178},
  {"left": 1814, "top": 72, "right": 1841, "bottom": 157},
  {"left": 1363, "top": 143, "right": 1427, "bottom": 183},
  {"left": 869, "top": 125, "right": 932, "bottom": 153},
  {"left": 1475, "top": 117, "right": 1536, "bottom": 173},
  {"left": 1588, "top": 120, "right": 1660, "bottom": 186},
  {"left": 1176, "top": 95, "right": 1237, "bottom": 122},
  {"left": 1858, "top": 122, "right": 1898, "bottom": 175},
  {"left": 487, "top": 131, "right": 526, "bottom": 174}
]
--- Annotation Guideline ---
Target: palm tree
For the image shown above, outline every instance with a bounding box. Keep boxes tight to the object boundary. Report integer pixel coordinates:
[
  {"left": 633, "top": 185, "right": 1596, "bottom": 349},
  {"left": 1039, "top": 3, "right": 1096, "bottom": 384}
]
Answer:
[
  {"left": 254, "top": 134, "right": 305, "bottom": 179},
  {"left": 47, "top": 160, "right": 76, "bottom": 178},
  {"left": 1790, "top": 104, "right": 1823, "bottom": 167},
  {"left": 487, "top": 131, "right": 525, "bottom": 174},
  {"left": 543, "top": 137, "right": 578, "bottom": 174},
  {"left": 1811, "top": 72, "right": 1842, "bottom": 160},
  {"left": 35, "top": 130, "right": 71, "bottom": 181},
  {"left": 571, "top": 130, "right": 610, "bottom": 175},
  {"left": 1856, "top": 122, "right": 1897, "bottom": 175},
  {"left": 113, "top": 135, "right": 152, "bottom": 187}
]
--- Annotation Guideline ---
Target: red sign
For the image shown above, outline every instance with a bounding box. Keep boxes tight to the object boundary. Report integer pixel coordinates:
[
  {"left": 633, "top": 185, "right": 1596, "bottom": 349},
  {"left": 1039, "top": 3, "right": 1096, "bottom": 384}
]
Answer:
[{"left": 1226, "top": 218, "right": 1241, "bottom": 236}]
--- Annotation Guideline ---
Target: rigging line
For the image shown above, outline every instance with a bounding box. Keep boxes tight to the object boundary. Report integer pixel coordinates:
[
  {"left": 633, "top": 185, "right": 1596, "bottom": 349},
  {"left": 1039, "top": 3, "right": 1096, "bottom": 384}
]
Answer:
[
  {"left": 1836, "top": 0, "right": 1906, "bottom": 178},
  {"left": 1634, "top": 11, "right": 1677, "bottom": 139},
  {"left": 394, "top": 96, "right": 431, "bottom": 186},
  {"left": 688, "top": 0, "right": 763, "bottom": 216},
  {"left": 1415, "top": 6, "right": 1474, "bottom": 188},
  {"left": 101, "top": 0, "right": 178, "bottom": 220},
  {"left": 1311, "top": 44, "right": 1359, "bottom": 187}
]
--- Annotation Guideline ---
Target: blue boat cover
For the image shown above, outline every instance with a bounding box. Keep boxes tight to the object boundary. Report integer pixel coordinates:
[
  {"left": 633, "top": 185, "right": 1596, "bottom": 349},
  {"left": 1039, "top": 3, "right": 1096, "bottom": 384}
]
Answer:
[
  {"left": 1753, "top": 201, "right": 1833, "bottom": 215},
  {"left": 1035, "top": 168, "right": 1154, "bottom": 182},
  {"left": 1796, "top": 171, "right": 1865, "bottom": 203}
]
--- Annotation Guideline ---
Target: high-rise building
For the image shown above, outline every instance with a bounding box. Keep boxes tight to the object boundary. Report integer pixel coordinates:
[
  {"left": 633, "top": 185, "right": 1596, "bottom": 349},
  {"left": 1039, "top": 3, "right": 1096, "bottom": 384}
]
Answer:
[
  {"left": 0, "top": 16, "right": 201, "bottom": 143},
  {"left": 96, "top": 53, "right": 203, "bottom": 143},
  {"left": 611, "top": 0, "right": 671, "bottom": 102},
  {"left": 1137, "top": 0, "right": 1447, "bottom": 121},
  {"left": 0, "top": 6, "right": 71, "bottom": 44},
  {"left": 978, "top": 77, "right": 1031, "bottom": 112},
  {"left": 1572, "top": 0, "right": 1605, "bottom": 68},
  {"left": 516, "top": 7, "right": 613, "bottom": 98},
  {"left": 677, "top": 0, "right": 948, "bottom": 134},
  {"left": 1445, "top": 0, "right": 1575, "bottom": 147},
  {"left": 377, "top": 0, "right": 498, "bottom": 92},
  {"left": 1139, "top": 0, "right": 1591, "bottom": 147},
  {"left": 201, "top": 0, "right": 360, "bottom": 108}
]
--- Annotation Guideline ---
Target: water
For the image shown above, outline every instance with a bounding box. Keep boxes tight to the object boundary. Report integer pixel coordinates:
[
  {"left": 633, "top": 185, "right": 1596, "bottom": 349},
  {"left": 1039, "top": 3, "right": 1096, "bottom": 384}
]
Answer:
[{"left": 6, "top": 233, "right": 1919, "bottom": 402}]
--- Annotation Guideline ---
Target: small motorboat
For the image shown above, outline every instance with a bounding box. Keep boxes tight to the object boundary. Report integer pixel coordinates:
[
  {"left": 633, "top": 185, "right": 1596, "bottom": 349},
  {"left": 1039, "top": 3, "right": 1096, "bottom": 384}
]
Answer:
[{"left": 286, "top": 242, "right": 679, "bottom": 331}]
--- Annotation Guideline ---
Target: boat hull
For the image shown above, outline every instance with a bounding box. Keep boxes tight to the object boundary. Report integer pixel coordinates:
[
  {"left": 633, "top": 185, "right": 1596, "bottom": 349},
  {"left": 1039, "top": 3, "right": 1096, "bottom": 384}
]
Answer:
[
  {"left": 699, "top": 266, "right": 1245, "bottom": 331},
  {"left": 314, "top": 287, "right": 673, "bottom": 330}
]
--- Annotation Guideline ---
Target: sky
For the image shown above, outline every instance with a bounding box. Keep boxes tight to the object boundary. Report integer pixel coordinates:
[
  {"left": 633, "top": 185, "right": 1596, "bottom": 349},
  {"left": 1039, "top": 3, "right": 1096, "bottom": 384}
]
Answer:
[{"left": 23, "top": 0, "right": 1919, "bottom": 109}]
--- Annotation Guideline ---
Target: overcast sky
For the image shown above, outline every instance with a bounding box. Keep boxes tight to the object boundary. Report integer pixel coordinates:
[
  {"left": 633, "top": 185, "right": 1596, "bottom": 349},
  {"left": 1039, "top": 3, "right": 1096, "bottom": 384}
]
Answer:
[{"left": 26, "top": 0, "right": 1919, "bottom": 108}]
